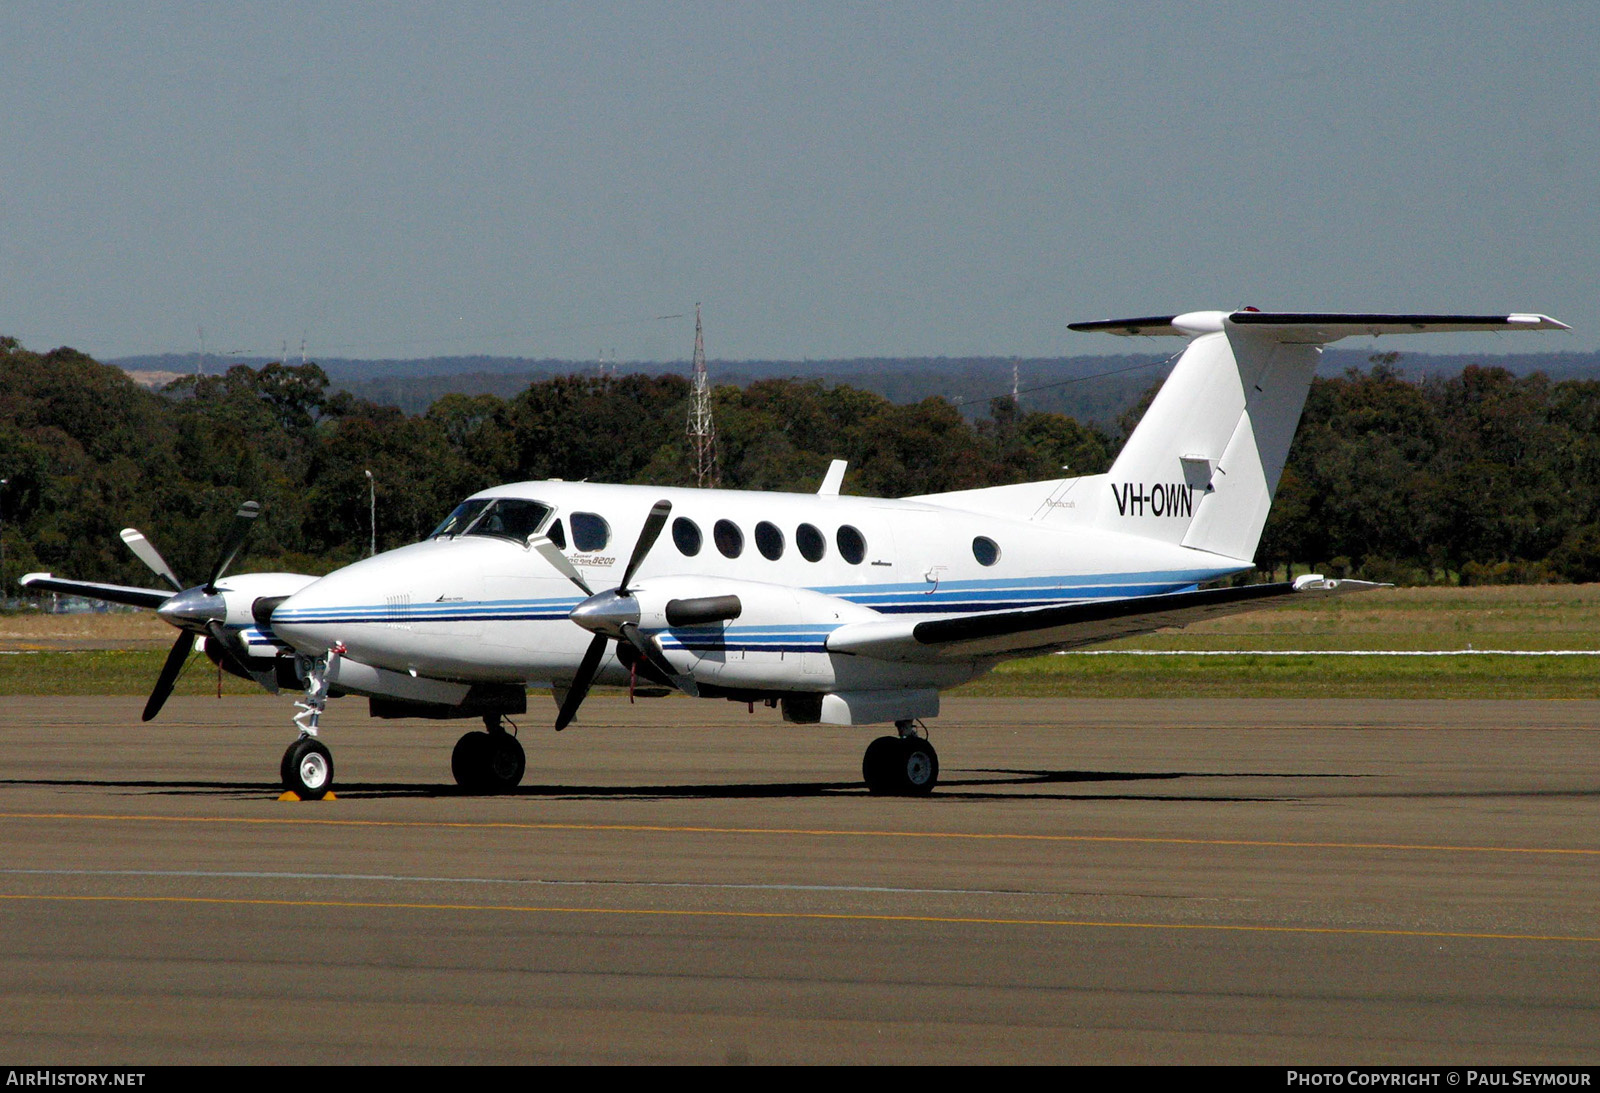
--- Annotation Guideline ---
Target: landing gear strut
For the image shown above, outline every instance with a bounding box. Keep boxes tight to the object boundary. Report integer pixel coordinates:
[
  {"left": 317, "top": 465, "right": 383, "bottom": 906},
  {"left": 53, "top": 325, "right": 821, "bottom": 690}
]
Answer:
[
  {"left": 862, "top": 720, "right": 939, "bottom": 796},
  {"left": 452, "top": 714, "right": 526, "bottom": 793},
  {"left": 282, "top": 650, "right": 338, "bottom": 800}
]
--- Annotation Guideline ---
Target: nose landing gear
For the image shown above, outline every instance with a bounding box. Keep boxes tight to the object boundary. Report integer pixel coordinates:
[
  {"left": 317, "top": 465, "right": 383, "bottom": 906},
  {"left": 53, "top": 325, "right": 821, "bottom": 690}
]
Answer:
[
  {"left": 282, "top": 649, "right": 338, "bottom": 800},
  {"left": 862, "top": 721, "right": 939, "bottom": 796}
]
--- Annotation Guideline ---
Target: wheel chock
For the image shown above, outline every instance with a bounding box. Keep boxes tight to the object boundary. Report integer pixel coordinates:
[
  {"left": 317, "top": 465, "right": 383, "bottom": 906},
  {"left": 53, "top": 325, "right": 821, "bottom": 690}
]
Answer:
[{"left": 277, "top": 790, "right": 337, "bottom": 802}]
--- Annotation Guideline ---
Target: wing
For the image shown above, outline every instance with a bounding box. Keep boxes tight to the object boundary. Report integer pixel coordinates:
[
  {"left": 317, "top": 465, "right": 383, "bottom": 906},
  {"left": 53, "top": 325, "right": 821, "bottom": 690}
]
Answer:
[
  {"left": 826, "top": 578, "right": 1384, "bottom": 662},
  {"left": 20, "top": 572, "right": 173, "bottom": 610}
]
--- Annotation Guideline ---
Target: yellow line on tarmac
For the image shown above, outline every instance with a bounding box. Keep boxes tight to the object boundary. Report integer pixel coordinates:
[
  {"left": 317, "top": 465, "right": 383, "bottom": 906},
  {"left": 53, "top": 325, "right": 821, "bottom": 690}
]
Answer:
[
  {"left": 0, "top": 810, "right": 1596, "bottom": 858},
  {"left": 0, "top": 891, "right": 1595, "bottom": 945}
]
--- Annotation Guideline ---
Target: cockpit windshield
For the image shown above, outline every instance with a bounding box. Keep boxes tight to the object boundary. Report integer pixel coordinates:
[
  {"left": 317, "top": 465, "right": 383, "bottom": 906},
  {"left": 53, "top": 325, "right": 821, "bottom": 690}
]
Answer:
[
  {"left": 461, "top": 498, "right": 553, "bottom": 543},
  {"left": 428, "top": 499, "right": 491, "bottom": 539}
]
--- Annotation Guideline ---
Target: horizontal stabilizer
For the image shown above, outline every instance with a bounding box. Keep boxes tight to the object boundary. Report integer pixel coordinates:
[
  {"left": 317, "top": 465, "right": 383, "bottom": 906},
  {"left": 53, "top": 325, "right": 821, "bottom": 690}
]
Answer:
[
  {"left": 19, "top": 572, "right": 173, "bottom": 610},
  {"left": 828, "top": 577, "right": 1385, "bottom": 662},
  {"left": 1069, "top": 310, "right": 1568, "bottom": 342}
]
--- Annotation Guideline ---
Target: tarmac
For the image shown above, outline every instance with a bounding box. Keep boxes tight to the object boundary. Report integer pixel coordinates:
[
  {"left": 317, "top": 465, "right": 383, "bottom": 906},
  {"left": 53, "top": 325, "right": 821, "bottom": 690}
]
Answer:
[{"left": 0, "top": 692, "right": 1596, "bottom": 1064}]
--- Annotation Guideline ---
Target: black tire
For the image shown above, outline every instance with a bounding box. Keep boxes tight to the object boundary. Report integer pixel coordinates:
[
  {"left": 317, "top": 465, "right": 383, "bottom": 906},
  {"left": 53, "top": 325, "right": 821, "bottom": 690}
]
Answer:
[
  {"left": 282, "top": 736, "right": 335, "bottom": 800},
  {"left": 485, "top": 732, "right": 526, "bottom": 792},
  {"left": 862, "top": 735, "right": 903, "bottom": 795},
  {"left": 451, "top": 730, "right": 492, "bottom": 791}
]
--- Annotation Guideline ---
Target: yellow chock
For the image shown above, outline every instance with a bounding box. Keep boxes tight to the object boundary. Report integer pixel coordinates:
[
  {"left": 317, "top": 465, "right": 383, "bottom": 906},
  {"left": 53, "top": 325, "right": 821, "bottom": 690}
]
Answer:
[{"left": 277, "top": 790, "right": 337, "bottom": 802}]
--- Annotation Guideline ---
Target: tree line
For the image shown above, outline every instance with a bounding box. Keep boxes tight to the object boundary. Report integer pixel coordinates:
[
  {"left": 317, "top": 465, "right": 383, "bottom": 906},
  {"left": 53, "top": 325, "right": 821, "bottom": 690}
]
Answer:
[{"left": 1, "top": 335, "right": 1596, "bottom": 592}]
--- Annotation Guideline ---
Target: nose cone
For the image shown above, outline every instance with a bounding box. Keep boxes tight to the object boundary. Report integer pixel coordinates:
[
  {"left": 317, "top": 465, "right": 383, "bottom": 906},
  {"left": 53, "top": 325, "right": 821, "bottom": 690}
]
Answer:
[
  {"left": 270, "top": 558, "right": 386, "bottom": 654},
  {"left": 268, "top": 539, "right": 463, "bottom": 656}
]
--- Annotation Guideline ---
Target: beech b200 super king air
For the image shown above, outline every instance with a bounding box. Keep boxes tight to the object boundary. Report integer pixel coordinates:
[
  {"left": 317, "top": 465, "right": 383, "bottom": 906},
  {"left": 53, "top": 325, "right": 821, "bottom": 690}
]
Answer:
[{"left": 23, "top": 310, "right": 1568, "bottom": 799}]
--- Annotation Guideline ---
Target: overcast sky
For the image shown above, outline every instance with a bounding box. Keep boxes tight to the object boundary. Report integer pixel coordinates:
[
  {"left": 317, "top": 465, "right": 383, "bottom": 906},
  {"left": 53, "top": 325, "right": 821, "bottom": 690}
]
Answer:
[{"left": 1, "top": 2, "right": 1595, "bottom": 363}]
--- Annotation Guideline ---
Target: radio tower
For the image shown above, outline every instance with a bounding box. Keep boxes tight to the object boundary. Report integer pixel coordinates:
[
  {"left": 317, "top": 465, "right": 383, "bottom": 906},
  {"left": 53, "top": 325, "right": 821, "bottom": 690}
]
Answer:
[{"left": 687, "top": 303, "right": 719, "bottom": 487}]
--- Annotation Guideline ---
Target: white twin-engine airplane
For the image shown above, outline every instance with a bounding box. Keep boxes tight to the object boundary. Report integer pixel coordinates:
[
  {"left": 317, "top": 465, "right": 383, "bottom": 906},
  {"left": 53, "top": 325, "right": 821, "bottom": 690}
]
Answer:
[{"left": 23, "top": 310, "right": 1567, "bottom": 799}]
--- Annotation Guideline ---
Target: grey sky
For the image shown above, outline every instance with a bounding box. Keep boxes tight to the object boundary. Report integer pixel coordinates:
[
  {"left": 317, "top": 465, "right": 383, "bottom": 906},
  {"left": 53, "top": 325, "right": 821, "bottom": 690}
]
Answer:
[{"left": 2, "top": 2, "right": 1595, "bottom": 363}]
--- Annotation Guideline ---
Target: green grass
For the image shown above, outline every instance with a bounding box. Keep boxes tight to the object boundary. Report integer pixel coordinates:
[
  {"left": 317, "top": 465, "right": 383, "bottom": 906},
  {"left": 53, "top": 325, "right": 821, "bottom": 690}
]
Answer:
[
  {"left": 5, "top": 585, "right": 1600, "bottom": 699},
  {"left": 0, "top": 650, "right": 260, "bottom": 697},
  {"left": 955, "top": 651, "right": 1600, "bottom": 699}
]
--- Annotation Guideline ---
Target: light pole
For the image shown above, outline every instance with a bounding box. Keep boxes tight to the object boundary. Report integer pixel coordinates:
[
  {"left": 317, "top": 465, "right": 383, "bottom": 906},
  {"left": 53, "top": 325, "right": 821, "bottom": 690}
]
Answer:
[{"left": 365, "top": 470, "right": 375, "bottom": 557}]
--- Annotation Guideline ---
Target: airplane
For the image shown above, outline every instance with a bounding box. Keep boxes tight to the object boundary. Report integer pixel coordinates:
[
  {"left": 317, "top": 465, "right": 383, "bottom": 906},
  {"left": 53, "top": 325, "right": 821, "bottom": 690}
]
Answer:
[{"left": 21, "top": 309, "right": 1568, "bottom": 800}]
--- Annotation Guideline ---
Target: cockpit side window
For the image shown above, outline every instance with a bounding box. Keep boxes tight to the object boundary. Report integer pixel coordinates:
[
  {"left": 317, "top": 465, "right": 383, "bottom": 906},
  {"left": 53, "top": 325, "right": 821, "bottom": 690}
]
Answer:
[
  {"left": 429, "top": 499, "right": 491, "bottom": 539},
  {"left": 462, "top": 499, "right": 553, "bottom": 543},
  {"left": 570, "top": 512, "right": 611, "bottom": 552}
]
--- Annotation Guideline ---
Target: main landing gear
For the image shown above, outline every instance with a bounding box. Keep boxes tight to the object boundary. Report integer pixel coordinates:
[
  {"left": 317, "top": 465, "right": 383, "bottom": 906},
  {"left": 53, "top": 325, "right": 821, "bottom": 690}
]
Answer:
[
  {"left": 451, "top": 714, "right": 526, "bottom": 793},
  {"left": 862, "top": 721, "right": 939, "bottom": 796}
]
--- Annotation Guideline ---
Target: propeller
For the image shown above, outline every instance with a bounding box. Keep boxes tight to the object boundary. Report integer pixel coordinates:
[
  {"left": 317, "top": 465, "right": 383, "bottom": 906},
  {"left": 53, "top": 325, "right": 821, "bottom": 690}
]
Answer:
[
  {"left": 125, "top": 501, "right": 263, "bottom": 721},
  {"left": 530, "top": 499, "right": 699, "bottom": 730}
]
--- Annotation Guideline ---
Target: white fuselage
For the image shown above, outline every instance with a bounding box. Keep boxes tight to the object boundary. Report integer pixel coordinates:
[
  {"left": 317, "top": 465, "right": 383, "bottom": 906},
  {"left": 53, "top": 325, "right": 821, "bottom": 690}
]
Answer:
[{"left": 269, "top": 479, "right": 1247, "bottom": 701}]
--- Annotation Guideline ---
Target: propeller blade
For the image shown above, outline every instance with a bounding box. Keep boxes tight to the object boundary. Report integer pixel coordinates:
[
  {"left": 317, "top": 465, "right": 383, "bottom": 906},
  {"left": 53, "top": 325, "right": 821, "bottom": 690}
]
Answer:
[
  {"left": 620, "top": 622, "right": 699, "bottom": 698},
  {"left": 204, "top": 501, "right": 262, "bottom": 593},
  {"left": 555, "top": 633, "right": 610, "bottom": 731},
  {"left": 143, "top": 631, "right": 195, "bottom": 722},
  {"left": 531, "top": 536, "right": 593, "bottom": 596},
  {"left": 618, "top": 500, "right": 671, "bottom": 595},
  {"left": 120, "top": 529, "right": 184, "bottom": 592}
]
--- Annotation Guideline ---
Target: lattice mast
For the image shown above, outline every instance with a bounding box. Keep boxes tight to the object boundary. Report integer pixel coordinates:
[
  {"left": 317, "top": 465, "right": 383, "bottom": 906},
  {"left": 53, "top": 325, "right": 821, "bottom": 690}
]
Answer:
[{"left": 687, "top": 303, "right": 719, "bottom": 487}]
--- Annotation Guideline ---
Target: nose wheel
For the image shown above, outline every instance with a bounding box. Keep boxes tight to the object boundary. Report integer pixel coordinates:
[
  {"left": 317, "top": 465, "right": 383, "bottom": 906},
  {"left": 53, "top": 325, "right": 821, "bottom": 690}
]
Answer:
[
  {"left": 452, "top": 717, "right": 526, "bottom": 793},
  {"left": 862, "top": 727, "right": 939, "bottom": 796},
  {"left": 282, "top": 736, "right": 335, "bottom": 800}
]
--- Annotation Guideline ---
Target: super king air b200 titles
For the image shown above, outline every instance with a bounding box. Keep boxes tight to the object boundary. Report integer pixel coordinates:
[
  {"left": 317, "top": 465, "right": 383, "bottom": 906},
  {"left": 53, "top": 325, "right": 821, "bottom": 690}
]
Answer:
[{"left": 24, "top": 309, "right": 1569, "bottom": 799}]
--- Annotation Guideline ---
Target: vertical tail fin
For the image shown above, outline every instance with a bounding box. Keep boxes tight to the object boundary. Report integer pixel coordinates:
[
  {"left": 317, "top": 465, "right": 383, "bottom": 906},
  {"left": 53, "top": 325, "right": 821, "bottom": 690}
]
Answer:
[
  {"left": 1095, "top": 321, "right": 1317, "bottom": 559},
  {"left": 1072, "top": 310, "right": 1568, "bottom": 561}
]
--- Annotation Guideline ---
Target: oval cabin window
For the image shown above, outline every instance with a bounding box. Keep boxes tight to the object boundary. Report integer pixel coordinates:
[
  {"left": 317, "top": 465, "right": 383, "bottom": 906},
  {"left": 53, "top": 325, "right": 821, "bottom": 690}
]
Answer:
[
  {"left": 796, "top": 523, "right": 826, "bottom": 562},
  {"left": 672, "top": 517, "right": 702, "bottom": 557},
  {"left": 837, "top": 525, "right": 866, "bottom": 565},
  {"left": 972, "top": 536, "right": 1001, "bottom": 566},
  {"left": 714, "top": 519, "right": 744, "bottom": 558},
  {"left": 754, "top": 521, "right": 785, "bottom": 560}
]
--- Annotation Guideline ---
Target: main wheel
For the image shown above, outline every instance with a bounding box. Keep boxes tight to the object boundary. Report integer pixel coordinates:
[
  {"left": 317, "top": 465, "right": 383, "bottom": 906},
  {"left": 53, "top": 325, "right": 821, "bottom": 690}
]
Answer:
[
  {"left": 862, "top": 735, "right": 905, "bottom": 795},
  {"left": 899, "top": 736, "right": 939, "bottom": 796},
  {"left": 282, "top": 736, "right": 334, "bottom": 800},
  {"left": 484, "top": 732, "right": 526, "bottom": 792},
  {"left": 862, "top": 735, "right": 939, "bottom": 796},
  {"left": 452, "top": 730, "right": 492, "bottom": 791}
]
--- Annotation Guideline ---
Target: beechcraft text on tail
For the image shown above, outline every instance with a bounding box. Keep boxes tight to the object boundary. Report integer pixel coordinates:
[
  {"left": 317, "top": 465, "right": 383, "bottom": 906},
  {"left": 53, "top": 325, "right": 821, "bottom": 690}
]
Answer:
[{"left": 22, "top": 308, "right": 1568, "bottom": 798}]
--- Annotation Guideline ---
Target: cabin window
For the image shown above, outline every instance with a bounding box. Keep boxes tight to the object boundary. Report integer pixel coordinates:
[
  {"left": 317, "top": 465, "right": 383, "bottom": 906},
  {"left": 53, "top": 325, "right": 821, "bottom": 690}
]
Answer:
[
  {"left": 973, "top": 536, "right": 1001, "bottom": 566},
  {"left": 714, "top": 519, "right": 744, "bottom": 558},
  {"left": 837, "top": 524, "right": 866, "bottom": 565},
  {"left": 546, "top": 518, "right": 566, "bottom": 549},
  {"left": 755, "top": 521, "right": 785, "bottom": 560},
  {"left": 461, "top": 499, "right": 552, "bottom": 543},
  {"left": 429, "top": 498, "right": 490, "bottom": 539},
  {"left": 570, "top": 512, "right": 611, "bottom": 552},
  {"left": 672, "top": 517, "right": 702, "bottom": 557},
  {"left": 796, "top": 523, "right": 826, "bottom": 562}
]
